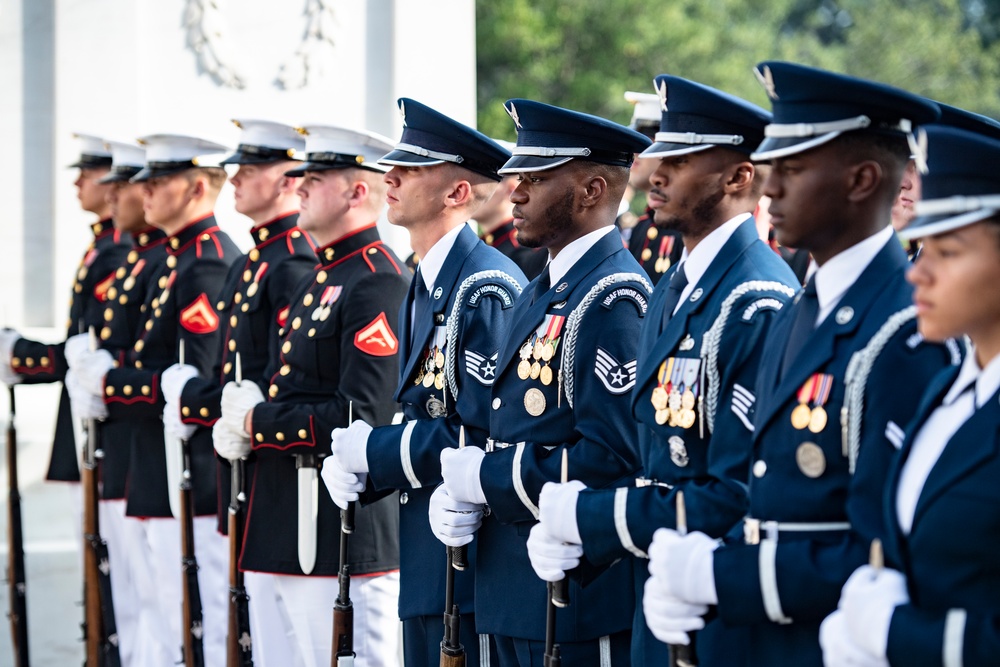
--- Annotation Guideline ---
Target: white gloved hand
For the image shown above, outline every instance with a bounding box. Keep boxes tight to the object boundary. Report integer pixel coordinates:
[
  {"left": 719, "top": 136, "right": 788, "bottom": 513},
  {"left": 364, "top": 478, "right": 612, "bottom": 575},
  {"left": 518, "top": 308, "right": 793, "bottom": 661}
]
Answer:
[
  {"left": 161, "top": 363, "right": 199, "bottom": 405},
  {"left": 647, "top": 527, "right": 719, "bottom": 605},
  {"left": 220, "top": 381, "right": 265, "bottom": 435},
  {"left": 440, "top": 446, "right": 486, "bottom": 505},
  {"left": 0, "top": 329, "right": 22, "bottom": 385},
  {"left": 63, "top": 333, "right": 90, "bottom": 368},
  {"left": 820, "top": 609, "right": 890, "bottom": 667},
  {"left": 642, "top": 580, "right": 709, "bottom": 646},
  {"left": 65, "top": 367, "right": 108, "bottom": 420},
  {"left": 163, "top": 402, "right": 197, "bottom": 441},
  {"left": 212, "top": 420, "right": 251, "bottom": 461},
  {"left": 329, "top": 419, "right": 373, "bottom": 474},
  {"left": 840, "top": 565, "right": 908, "bottom": 659},
  {"left": 320, "top": 454, "right": 367, "bottom": 510},
  {"left": 72, "top": 348, "right": 115, "bottom": 397},
  {"left": 527, "top": 521, "right": 583, "bottom": 582},
  {"left": 429, "top": 484, "right": 484, "bottom": 547},
  {"left": 538, "top": 479, "right": 586, "bottom": 544}
]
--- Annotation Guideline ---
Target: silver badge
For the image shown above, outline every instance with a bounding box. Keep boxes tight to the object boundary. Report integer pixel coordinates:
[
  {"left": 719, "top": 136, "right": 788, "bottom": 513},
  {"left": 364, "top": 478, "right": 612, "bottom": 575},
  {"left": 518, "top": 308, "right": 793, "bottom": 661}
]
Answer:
[
  {"left": 669, "top": 436, "right": 689, "bottom": 467},
  {"left": 835, "top": 306, "right": 854, "bottom": 325},
  {"left": 657, "top": 78, "right": 669, "bottom": 112},
  {"left": 505, "top": 102, "right": 522, "bottom": 130},
  {"left": 679, "top": 335, "right": 695, "bottom": 351},
  {"left": 426, "top": 397, "right": 447, "bottom": 419},
  {"left": 555, "top": 282, "right": 568, "bottom": 293},
  {"left": 433, "top": 287, "right": 443, "bottom": 300},
  {"left": 689, "top": 288, "right": 703, "bottom": 302}
]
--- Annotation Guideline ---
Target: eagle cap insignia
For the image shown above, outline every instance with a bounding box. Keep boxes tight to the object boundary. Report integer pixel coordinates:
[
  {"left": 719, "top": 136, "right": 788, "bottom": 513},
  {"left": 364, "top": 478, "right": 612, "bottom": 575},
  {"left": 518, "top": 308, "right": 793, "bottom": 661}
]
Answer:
[
  {"left": 398, "top": 99, "right": 406, "bottom": 126},
  {"left": 505, "top": 102, "right": 522, "bottom": 130},
  {"left": 754, "top": 65, "right": 779, "bottom": 100},
  {"left": 657, "top": 79, "right": 669, "bottom": 112}
]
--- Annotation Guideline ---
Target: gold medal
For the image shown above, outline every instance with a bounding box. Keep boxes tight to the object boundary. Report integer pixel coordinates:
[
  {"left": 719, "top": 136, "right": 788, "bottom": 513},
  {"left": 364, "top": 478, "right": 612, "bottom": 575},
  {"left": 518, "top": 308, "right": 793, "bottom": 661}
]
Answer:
[
  {"left": 434, "top": 351, "right": 445, "bottom": 369},
  {"left": 247, "top": 283, "right": 258, "bottom": 298},
  {"left": 532, "top": 341, "right": 544, "bottom": 360},
  {"left": 668, "top": 389, "right": 682, "bottom": 413},
  {"left": 524, "top": 387, "right": 546, "bottom": 416},
  {"left": 651, "top": 386, "right": 668, "bottom": 411},
  {"left": 641, "top": 248, "right": 653, "bottom": 262},
  {"left": 681, "top": 389, "right": 695, "bottom": 411},
  {"left": 668, "top": 410, "right": 679, "bottom": 427},
  {"left": 679, "top": 409, "right": 696, "bottom": 430},
  {"left": 422, "top": 372, "right": 435, "bottom": 388},
  {"left": 790, "top": 403, "right": 812, "bottom": 430},
  {"left": 795, "top": 442, "right": 826, "bottom": 478},
  {"left": 655, "top": 408, "right": 669, "bottom": 425},
  {"left": 123, "top": 276, "right": 135, "bottom": 291},
  {"left": 808, "top": 405, "right": 828, "bottom": 434},
  {"left": 660, "top": 257, "right": 671, "bottom": 273},
  {"left": 415, "top": 370, "right": 425, "bottom": 386},
  {"left": 517, "top": 359, "right": 531, "bottom": 380},
  {"left": 540, "top": 365, "right": 553, "bottom": 386},
  {"left": 434, "top": 373, "right": 444, "bottom": 390},
  {"left": 540, "top": 343, "right": 554, "bottom": 362},
  {"left": 529, "top": 362, "right": 541, "bottom": 380}
]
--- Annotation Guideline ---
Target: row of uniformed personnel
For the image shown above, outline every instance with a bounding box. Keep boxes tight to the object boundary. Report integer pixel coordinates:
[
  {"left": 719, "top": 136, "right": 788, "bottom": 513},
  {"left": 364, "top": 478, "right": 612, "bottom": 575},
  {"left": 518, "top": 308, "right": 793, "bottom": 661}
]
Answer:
[{"left": 2, "top": 58, "right": 1000, "bottom": 667}]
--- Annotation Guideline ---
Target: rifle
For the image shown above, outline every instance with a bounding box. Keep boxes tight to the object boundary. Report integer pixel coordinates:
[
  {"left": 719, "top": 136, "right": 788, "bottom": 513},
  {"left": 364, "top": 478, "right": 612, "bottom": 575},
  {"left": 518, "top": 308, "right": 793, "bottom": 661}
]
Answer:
[
  {"left": 440, "top": 426, "right": 468, "bottom": 667},
  {"left": 543, "top": 450, "right": 570, "bottom": 667},
  {"left": 332, "top": 402, "right": 355, "bottom": 667},
  {"left": 5, "top": 385, "right": 28, "bottom": 666},
  {"left": 178, "top": 339, "right": 205, "bottom": 667},
  {"left": 227, "top": 354, "right": 252, "bottom": 666},
  {"left": 668, "top": 491, "right": 697, "bottom": 667}
]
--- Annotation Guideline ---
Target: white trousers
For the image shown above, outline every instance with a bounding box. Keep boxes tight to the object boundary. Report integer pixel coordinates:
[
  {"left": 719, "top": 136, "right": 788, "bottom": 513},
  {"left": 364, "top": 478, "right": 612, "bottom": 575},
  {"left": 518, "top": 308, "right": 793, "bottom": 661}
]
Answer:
[
  {"left": 129, "top": 516, "right": 229, "bottom": 667},
  {"left": 248, "top": 570, "right": 402, "bottom": 667},
  {"left": 99, "top": 499, "right": 143, "bottom": 667}
]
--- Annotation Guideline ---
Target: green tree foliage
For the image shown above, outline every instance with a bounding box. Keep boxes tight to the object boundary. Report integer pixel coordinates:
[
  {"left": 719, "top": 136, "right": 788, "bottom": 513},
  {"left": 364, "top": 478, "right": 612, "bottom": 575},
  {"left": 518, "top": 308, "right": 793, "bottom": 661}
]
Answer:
[{"left": 476, "top": 0, "right": 1000, "bottom": 138}]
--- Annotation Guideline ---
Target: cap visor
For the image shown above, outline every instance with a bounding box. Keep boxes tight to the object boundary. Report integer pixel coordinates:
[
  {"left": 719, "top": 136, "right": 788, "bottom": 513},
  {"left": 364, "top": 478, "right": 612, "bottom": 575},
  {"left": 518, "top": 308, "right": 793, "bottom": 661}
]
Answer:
[
  {"left": 496, "top": 155, "right": 574, "bottom": 175},
  {"left": 899, "top": 209, "right": 999, "bottom": 241},
  {"left": 97, "top": 172, "right": 138, "bottom": 185},
  {"left": 377, "top": 149, "right": 446, "bottom": 168},
  {"left": 220, "top": 151, "right": 291, "bottom": 166},
  {"left": 640, "top": 143, "right": 714, "bottom": 159},
  {"left": 750, "top": 133, "right": 841, "bottom": 162},
  {"left": 130, "top": 165, "right": 193, "bottom": 183}
]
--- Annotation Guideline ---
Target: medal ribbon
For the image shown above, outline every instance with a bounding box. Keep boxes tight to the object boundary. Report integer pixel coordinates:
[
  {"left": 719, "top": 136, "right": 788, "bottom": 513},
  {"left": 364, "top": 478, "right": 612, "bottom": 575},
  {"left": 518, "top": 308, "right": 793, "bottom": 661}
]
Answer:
[
  {"left": 659, "top": 236, "right": 674, "bottom": 259},
  {"left": 812, "top": 373, "right": 833, "bottom": 407},
  {"left": 130, "top": 259, "right": 146, "bottom": 277},
  {"left": 253, "top": 261, "right": 269, "bottom": 283},
  {"left": 543, "top": 314, "right": 566, "bottom": 343},
  {"left": 797, "top": 374, "right": 817, "bottom": 405}
]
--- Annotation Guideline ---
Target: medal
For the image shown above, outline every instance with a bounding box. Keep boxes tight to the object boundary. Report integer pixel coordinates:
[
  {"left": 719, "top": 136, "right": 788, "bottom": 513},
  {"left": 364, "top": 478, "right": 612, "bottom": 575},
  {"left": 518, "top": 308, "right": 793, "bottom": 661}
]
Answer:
[
  {"left": 434, "top": 373, "right": 444, "bottom": 390},
  {"left": 679, "top": 409, "right": 696, "bottom": 430},
  {"left": 247, "top": 283, "right": 258, "bottom": 298},
  {"left": 669, "top": 436, "right": 689, "bottom": 467},
  {"left": 652, "top": 357, "right": 675, "bottom": 413},
  {"left": 533, "top": 341, "right": 544, "bottom": 360},
  {"left": 123, "top": 276, "right": 135, "bottom": 291},
  {"left": 520, "top": 342, "right": 532, "bottom": 360},
  {"left": 434, "top": 351, "right": 445, "bottom": 368},
  {"left": 808, "top": 374, "right": 834, "bottom": 434},
  {"left": 540, "top": 365, "right": 553, "bottom": 386},
  {"left": 422, "top": 372, "right": 435, "bottom": 388},
  {"left": 808, "top": 406, "right": 828, "bottom": 434},
  {"left": 651, "top": 386, "right": 668, "bottom": 411},
  {"left": 540, "top": 344, "right": 553, "bottom": 362},
  {"left": 795, "top": 442, "right": 826, "bottom": 478},
  {"left": 529, "top": 362, "right": 541, "bottom": 380},
  {"left": 655, "top": 408, "right": 669, "bottom": 425},
  {"left": 524, "top": 388, "right": 546, "bottom": 416},
  {"left": 791, "top": 375, "right": 817, "bottom": 430},
  {"left": 668, "top": 389, "right": 682, "bottom": 412},
  {"left": 681, "top": 390, "right": 695, "bottom": 411},
  {"left": 426, "top": 397, "right": 446, "bottom": 418},
  {"left": 517, "top": 359, "right": 531, "bottom": 380}
]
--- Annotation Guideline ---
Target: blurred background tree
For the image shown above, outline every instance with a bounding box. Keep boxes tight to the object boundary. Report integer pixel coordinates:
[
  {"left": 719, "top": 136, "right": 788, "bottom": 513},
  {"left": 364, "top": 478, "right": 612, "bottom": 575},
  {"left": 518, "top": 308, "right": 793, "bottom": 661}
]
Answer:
[{"left": 476, "top": 0, "right": 1000, "bottom": 138}]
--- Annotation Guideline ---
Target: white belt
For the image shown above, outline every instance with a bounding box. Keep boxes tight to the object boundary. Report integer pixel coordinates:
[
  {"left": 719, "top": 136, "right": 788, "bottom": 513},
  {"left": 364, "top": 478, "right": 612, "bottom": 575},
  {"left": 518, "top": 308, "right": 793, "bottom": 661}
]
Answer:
[
  {"left": 485, "top": 438, "right": 521, "bottom": 453},
  {"left": 743, "top": 517, "right": 851, "bottom": 545},
  {"left": 635, "top": 477, "right": 673, "bottom": 489}
]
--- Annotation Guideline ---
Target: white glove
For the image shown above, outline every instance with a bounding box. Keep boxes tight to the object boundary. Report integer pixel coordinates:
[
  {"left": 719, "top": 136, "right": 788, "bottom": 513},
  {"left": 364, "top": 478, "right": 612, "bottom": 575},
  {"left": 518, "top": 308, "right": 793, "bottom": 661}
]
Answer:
[
  {"left": 161, "top": 363, "right": 199, "bottom": 405},
  {"left": 440, "top": 446, "right": 486, "bottom": 505},
  {"left": 839, "top": 565, "right": 908, "bottom": 659},
  {"left": 71, "top": 347, "right": 115, "bottom": 397},
  {"left": 527, "top": 521, "right": 582, "bottom": 582},
  {"left": 642, "top": 584, "right": 708, "bottom": 645},
  {"left": 212, "top": 420, "right": 251, "bottom": 461},
  {"left": 820, "top": 609, "right": 890, "bottom": 667},
  {"left": 65, "top": 367, "right": 108, "bottom": 420},
  {"left": 0, "top": 329, "right": 22, "bottom": 385},
  {"left": 647, "top": 527, "right": 719, "bottom": 605},
  {"left": 429, "top": 484, "right": 484, "bottom": 547},
  {"left": 538, "top": 480, "right": 586, "bottom": 544},
  {"left": 63, "top": 333, "right": 90, "bottom": 368},
  {"left": 321, "top": 454, "right": 367, "bottom": 510},
  {"left": 329, "top": 419, "right": 373, "bottom": 474},
  {"left": 163, "top": 402, "right": 197, "bottom": 441},
  {"left": 220, "top": 381, "right": 265, "bottom": 435}
]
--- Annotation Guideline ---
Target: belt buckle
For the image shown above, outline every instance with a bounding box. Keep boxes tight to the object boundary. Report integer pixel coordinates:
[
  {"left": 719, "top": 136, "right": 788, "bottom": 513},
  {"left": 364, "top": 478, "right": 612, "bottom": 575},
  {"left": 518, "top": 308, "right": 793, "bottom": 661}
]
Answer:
[
  {"left": 744, "top": 518, "right": 761, "bottom": 545},
  {"left": 485, "top": 438, "right": 496, "bottom": 453},
  {"left": 636, "top": 477, "right": 652, "bottom": 488}
]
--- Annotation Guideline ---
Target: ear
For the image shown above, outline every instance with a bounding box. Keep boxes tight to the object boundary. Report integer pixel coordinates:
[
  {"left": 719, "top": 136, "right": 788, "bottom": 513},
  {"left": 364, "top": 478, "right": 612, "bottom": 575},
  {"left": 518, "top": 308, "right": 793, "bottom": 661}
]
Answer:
[
  {"left": 724, "top": 162, "right": 755, "bottom": 194},
  {"left": 846, "top": 160, "right": 881, "bottom": 203},
  {"left": 445, "top": 180, "right": 473, "bottom": 208},
  {"left": 579, "top": 176, "right": 607, "bottom": 208},
  {"left": 190, "top": 176, "right": 206, "bottom": 199},
  {"left": 347, "top": 178, "right": 370, "bottom": 207}
]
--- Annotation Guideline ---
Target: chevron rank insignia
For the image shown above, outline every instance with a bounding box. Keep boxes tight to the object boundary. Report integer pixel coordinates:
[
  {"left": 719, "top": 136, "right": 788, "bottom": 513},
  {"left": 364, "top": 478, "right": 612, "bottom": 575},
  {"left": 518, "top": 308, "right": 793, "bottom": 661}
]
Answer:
[
  {"left": 354, "top": 312, "right": 398, "bottom": 357},
  {"left": 93, "top": 272, "right": 116, "bottom": 302},
  {"left": 594, "top": 347, "right": 636, "bottom": 394},
  {"left": 179, "top": 293, "right": 220, "bottom": 334},
  {"left": 465, "top": 350, "right": 499, "bottom": 386}
]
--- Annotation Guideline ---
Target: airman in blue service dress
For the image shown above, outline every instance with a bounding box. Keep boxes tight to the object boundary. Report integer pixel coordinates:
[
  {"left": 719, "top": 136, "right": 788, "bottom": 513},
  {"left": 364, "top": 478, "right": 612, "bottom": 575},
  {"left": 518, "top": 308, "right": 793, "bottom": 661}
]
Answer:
[
  {"left": 436, "top": 98, "right": 652, "bottom": 666},
  {"left": 642, "top": 63, "right": 960, "bottom": 667},
  {"left": 820, "top": 124, "right": 1000, "bottom": 667},
  {"left": 553, "top": 76, "right": 798, "bottom": 666},
  {"left": 4, "top": 136, "right": 130, "bottom": 482},
  {"left": 330, "top": 98, "right": 527, "bottom": 667}
]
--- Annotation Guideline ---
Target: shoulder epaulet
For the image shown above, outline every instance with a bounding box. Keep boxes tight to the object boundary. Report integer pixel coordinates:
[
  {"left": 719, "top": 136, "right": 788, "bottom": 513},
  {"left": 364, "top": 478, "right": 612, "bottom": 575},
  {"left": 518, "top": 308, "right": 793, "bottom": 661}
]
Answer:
[
  {"left": 700, "top": 281, "right": 797, "bottom": 434},
  {"left": 559, "top": 272, "right": 652, "bottom": 409},
  {"left": 444, "top": 269, "right": 524, "bottom": 400}
]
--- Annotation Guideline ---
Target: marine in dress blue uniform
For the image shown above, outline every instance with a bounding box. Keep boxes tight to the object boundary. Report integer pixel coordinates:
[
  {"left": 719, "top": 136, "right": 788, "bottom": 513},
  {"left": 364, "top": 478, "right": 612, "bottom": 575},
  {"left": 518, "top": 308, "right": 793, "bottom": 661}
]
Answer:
[
  {"left": 323, "top": 99, "right": 527, "bottom": 667},
  {"left": 552, "top": 76, "right": 799, "bottom": 666},
  {"left": 642, "top": 63, "right": 960, "bottom": 667},
  {"left": 820, "top": 124, "right": 1000, "bottom": 667},
  {"left": 436, "top": 99, "right": 652, "bottom": 666}
]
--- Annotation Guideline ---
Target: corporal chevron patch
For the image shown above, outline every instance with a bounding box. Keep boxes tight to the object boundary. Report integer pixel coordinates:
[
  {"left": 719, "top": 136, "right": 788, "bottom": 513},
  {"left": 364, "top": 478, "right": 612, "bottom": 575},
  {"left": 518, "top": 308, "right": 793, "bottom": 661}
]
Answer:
[
  {"left": 465, "top": 350, "right": 499, "bottom": 386},
  {"left": 594, "top": 347, "right": 636, "bottom": 394}
]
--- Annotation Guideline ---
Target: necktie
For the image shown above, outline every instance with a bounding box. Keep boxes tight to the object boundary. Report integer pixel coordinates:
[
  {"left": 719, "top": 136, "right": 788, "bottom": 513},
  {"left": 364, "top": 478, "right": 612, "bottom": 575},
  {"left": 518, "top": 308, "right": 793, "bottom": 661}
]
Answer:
[
  {"left": 411, "top": 269, "right": 430, "bottom": 347},
  {"left": 780, "top": 276, "right": 819, "bottom": 383},
  {"left": 532, "top": 265, "right": 551, "bottom": 304},
  {"left": 660, "top": 264, "right": 688, "bottom": 330}
]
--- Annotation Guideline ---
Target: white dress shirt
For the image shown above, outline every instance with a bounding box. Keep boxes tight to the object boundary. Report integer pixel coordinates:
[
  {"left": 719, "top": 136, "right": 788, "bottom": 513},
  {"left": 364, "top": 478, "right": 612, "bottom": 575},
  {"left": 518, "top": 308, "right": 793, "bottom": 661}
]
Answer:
[
  {"left": 812, "top": 225, "right": 895, "bottom": 325},
  {"left": 896, "top": 347, "right": 1000, "bottom": 534},
  {"left": 547, "top": 225, "right": 617, "bottom": 287},
  {"left": 416, "top": 222, "right": 468, "bottom": 293},
  {"left": 671, "top": 213, "right": 750, "bottom": 313}
]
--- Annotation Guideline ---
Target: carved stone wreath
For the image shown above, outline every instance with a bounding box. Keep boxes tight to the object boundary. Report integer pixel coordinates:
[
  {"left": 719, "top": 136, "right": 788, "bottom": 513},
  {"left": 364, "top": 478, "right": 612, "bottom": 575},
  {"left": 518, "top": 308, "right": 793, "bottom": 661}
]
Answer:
[{"left": 183, "top": 0, "right": 337, "bottom": 90}]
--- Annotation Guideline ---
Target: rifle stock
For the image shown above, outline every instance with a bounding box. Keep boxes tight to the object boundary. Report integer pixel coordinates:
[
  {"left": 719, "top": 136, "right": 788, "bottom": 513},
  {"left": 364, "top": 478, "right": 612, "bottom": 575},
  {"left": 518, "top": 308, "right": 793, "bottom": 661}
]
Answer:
[
  {"left": 332, "top": 502, "right": 355, "bottom": 666},
  {"left": 669, "top": 491, "right": 698, "bottom": 667},
  {"left": 439, "top": 547, "right": 465, "bottom": 667},
  {"left": 6, "top": 386, "right": 28, "bottom": 667},
  {"left": 180, "top": 436, "right": 205, "bottom": 667},
  {"left": 226, "top": 458, "right": 252, "bottom": 666}
]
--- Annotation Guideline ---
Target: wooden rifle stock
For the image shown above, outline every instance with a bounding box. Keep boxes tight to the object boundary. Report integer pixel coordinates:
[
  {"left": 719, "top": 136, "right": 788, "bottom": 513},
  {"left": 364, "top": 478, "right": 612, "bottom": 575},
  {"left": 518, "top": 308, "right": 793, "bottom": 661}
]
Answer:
[
  {"left": 227, "top": 353, "right": 252, "bottom": 666},
  {"left": 332, "top": 502, "right": 355, "bottom": 666},
  {"left": 5, "top": 386, "right": 28, "bottom": 667},
  {"left": 178, "top": 340, "right": 205, "bottom": 667},
  {"left": 439, "top": 546, "right": 466, "bottom": 667}
]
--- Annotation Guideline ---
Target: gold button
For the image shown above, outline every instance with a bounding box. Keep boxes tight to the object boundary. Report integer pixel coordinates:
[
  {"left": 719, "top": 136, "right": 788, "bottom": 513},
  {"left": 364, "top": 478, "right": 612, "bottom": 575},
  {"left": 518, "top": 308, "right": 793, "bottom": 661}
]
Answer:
[
  {"left": 268, "top": 384, "right": 278, "bottom": 398},
  {"left": 166, "top": 255, "right": 177, "bottom": 268},
  {"left": 234, "top": 293, "right": 242, "bottom": 304},
  {"left": 135, "top": 340, "right": 144, "bottom": 352},
  {"left": 241, "top": 303, "right": 249, "bottom": 313},
  {"left": 201, "top": 233, "right": 210, "bottom": 241},
  {"left": 316, "top": 270, "right": 327, "bottom": 284},
  {"left": 159, "top": 276, "right": 168, "bottom": 289},
  {"left": 154, "top": 308, "right": 162, "bottom": 318},
  {"left": 145, "top": 320, "right": 153, "bottom": 331},
  {"left": 24, "top": 358, "right": 34, "bottom": 368},
  {"left": 217, "top": 301, "right": 226, "bottom": 311},
  {"left": 74, "top": 284, "right": 82, "bottom": 294},
  {"left": 108, "top": 287, "right": 118, "bottom": 300},
  {"left": 170, "top": 238, "right": 179, "bottom": 249},
  {"left": 182, "top": 407, "right": 191, "bottom": 416},
  {"left": 141, "top": 385, "right": 150, "bottom": 395},
  {"left": 104, "top": 308, "right": 114, "bottom": 321},
  {"left": 101, "top": 327, "right": 111, "bottom": 340},
  {"left": 78, "top": 267, "right": 88, "bottom": 281},
  {"left": 127, "top": 250, "right": 138, "bottom": 263},
  {"left": 308, "top": 328, "right": 316, "bottom": 337},
  {"left": 123, "top": 385, "right": 133, "bottom": 396},
  {"left": 243, "top": 270, "right": 252, "bottom": 282},
  {"left": 647, "top": 227, "right": 658, "bottom": 240},
  {"left": 282, "top": 341, "right": 291, "bottom": 354},
  {"left": 280, "top": 364, "right": 290, "bottom": 376},
  {"left": 152, "top": 298, "right": 160, "bottom": 309},
  {"left": 230, "top": 315, "right": 238, "bottom": 327},
  {"left": 249, "top": 249, "right": 260, "bottom": 262},
  {"left": 40, "top": 357, "right": 50, "bottom": 367},
  {"left": 119, "top": 295, "right": 128, "bottom": 305},
  {"left": 10, "top": 358, "right": 19, "bottom": 367},
  {"left": 116, "top": 267, "right": 126, "bottom": 279},
  {"left": 135, "top": 361, "right": 143, "bottom": 369},
  {"left": 229, "top": 340, "right": 237, "bottom": 352},
  {"left": 485, "top": 234, "right": 494, "bottom": 244},
  {"left": 140, "top": 305, "right": 147, "bottom": 313},
  {"left": 276, "top": 432, "right": 284, "bottom": 441},
  {"left": 324, "top": 248, "right": 335, "bottom": 261},
  {"left": 255, "top": 433, "right": 263, "bottom": 442},
  {"left": 303, "top": 293, "right": 313, "bottom": 306},
  {"left": 292, "top": 317, "right": 301, "bottom": 330},
  {"left": 298, "top": 429, "right": 307, "bottom": 439},
  {"left": 138, "top": 234, "right": 149, "bottom": 246},
  {"left": 367, "top": 248, "right": 377, "bottom": 255},
  {"left": 291, "top": 231, "right": 301, "bottom": 238},
  {"left": 106, "top": 386, "right": 115, "bottom": 396},
  {"left": 200, "top": 407, "right": 209, "bottom": 417}
]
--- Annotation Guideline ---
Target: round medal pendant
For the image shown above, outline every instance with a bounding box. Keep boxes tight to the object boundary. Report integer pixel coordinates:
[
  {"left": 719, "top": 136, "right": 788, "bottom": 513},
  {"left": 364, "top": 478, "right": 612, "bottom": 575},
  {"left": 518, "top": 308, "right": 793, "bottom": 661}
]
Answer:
[
  {"left": 123, "top": 276, "right": 136, "bottom": 291},
  {"left": 651, "top": 386, "right": 668, "bottom": 410},
  {"left": 311, "top": 307, "right": 322, "bottom": 322},
  {"left": 668, "top": 410, "right": 679, "bottom": 428},
  {"left": 434, "top": 351, "right": 445, "bottom": 368},
  {"left": 532, "top": 341, "right": 544, "bottom": 360},
  {"left": 422, "top": 372, "right": 435, "bottom": 388},
  {"left": 655, "top": 408, "right": 670, "bottom": 425},
  {"left": 529, "top": 362, "right": 541, "bottom": 380},
  {"left": 669, "top": 436, "right": 689, "bottom": 467},
  {"left": 247, "top": 283, "right": 258, "bottom": 298},
  {"left": 517, "top": 359, "right": 532, "bottom": 380},
  {"left": 790, "top": 403, "right": 812, "bottom": 430},
  {"left": 520, "top": 342, "right": 532, "bottom": 360},
  {"left": 808, "top": 406, "right": 828, "bottom": 434},
  {"left": 524, "top": 388, "right": 546, "bottom": 416},
  {"left": 540, "top": 344, "right": 554, "bottom": 362},
  {"left": 434, "top": 373, "right": 445, "bottom": 390},
  {"left": 681, "top": 390, "right": 696, "bottom": 411},
  {"left": 426, "top": 397, "right": 447, "bottom": 419},
  {"left": 679, "top": 409, "right": 696, "bottom": 430},
  {"left": 540, "top": 365, "right": 553, "bottom": 386},
  {"left": 796, "top": 442, "right": 826, "bottom": 478},
  {"left": 668, "top": 390, "right": 682, "bottom": 412},
  {"left": 414, "top": 370, "right": 425, "bottom": 386}
]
